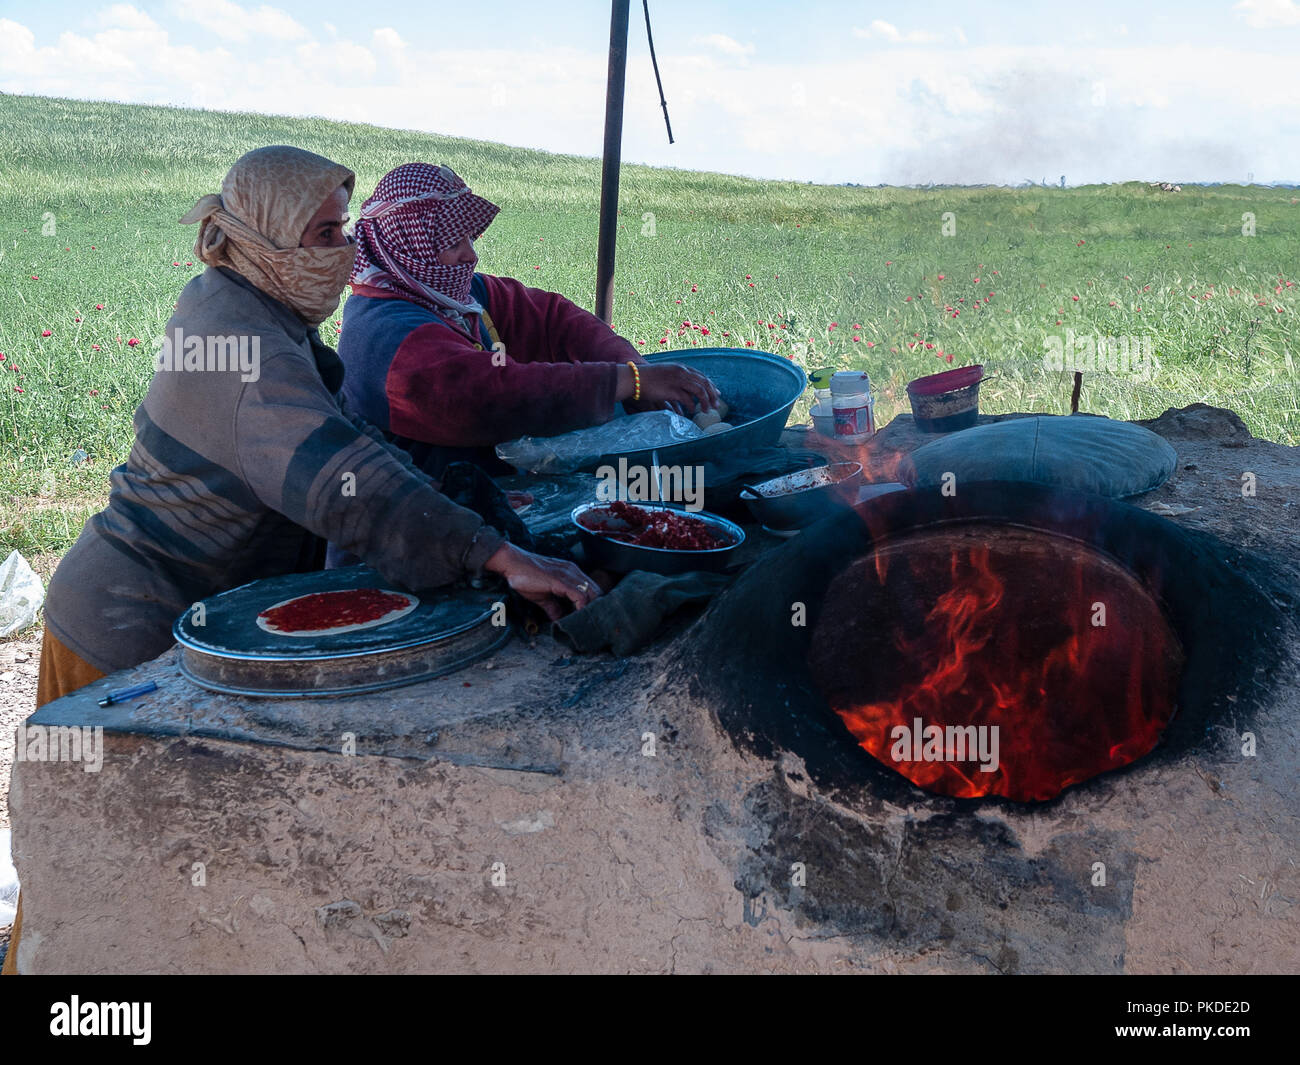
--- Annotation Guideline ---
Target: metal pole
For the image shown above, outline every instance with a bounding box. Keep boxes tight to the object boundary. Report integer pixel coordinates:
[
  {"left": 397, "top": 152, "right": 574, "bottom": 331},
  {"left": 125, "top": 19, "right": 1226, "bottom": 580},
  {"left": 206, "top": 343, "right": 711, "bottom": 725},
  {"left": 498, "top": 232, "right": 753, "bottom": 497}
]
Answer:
[{"left": 595, "top": 0, "right": 630, "bottom": 324}]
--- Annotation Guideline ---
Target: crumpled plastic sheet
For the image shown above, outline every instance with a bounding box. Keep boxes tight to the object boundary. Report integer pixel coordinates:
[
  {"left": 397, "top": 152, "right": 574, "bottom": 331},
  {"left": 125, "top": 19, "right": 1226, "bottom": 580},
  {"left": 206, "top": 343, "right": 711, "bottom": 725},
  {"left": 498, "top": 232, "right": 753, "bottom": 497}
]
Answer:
[
  {"left": 0, "top": 550, "right": 44, "bottom": 638},
  {"left": 496, "top": 410, "right": 704, "bottom": 474}
]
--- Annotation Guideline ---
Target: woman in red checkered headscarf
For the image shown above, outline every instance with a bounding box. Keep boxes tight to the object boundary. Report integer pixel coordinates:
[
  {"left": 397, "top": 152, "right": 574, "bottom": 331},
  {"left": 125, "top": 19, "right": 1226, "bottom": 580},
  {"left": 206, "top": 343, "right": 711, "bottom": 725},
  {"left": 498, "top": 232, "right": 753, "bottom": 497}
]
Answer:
[
  {"left": 352, "top": 163, "right": 499, "bottom": 333},
  {"left": 340, "top": 163, "right": 719, "bottom": 478}
]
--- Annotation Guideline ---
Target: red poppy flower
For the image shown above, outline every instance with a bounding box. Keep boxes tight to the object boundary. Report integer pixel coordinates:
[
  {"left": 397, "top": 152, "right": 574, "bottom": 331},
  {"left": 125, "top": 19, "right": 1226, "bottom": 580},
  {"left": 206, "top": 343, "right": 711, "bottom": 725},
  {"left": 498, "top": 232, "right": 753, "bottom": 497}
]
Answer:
[
  {"left": 30, "top": 275, "right": 38, "bottom": 280},
  {"left": 96, "top": 304, "right": 104, "bottom": 310},
  {"left": 41, "top": 329, "right": 52, "bottom": 337},
  {"left": 127, "top": 338, "right": 140, "bottom": 347},
  {"left": 937, "top": 274, "right": 945, "bottom": 281}
]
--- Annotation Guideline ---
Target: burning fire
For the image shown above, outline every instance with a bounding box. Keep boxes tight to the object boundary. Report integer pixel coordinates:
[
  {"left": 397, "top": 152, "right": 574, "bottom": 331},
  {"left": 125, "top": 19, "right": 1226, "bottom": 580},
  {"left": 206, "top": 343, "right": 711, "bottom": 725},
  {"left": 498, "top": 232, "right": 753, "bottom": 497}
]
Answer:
[{"left": 812, "top": 528, "right": 1183, "bottom": 802}]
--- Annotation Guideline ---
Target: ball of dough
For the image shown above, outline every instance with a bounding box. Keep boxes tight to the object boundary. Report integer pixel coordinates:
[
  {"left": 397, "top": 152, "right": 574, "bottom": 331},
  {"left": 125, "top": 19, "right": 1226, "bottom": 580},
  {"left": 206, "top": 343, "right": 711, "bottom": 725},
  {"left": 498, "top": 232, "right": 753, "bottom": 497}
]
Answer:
[
  {"left": 693, "top": 409, "right": 722, "bottom": 430},
  {"left": 716, "top": 399, "right": 730, "bottom": 420},
  {"left": 703, "top": 422, "right": 733, "bottom": 436}
]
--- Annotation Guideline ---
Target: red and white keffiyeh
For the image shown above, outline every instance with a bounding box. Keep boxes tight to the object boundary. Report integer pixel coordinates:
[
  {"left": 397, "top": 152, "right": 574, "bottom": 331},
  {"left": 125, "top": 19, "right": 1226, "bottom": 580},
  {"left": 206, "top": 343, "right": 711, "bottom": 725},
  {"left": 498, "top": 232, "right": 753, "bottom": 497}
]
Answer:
[{"left": 351, "top": 163, "right": 499, "bottom": 328}]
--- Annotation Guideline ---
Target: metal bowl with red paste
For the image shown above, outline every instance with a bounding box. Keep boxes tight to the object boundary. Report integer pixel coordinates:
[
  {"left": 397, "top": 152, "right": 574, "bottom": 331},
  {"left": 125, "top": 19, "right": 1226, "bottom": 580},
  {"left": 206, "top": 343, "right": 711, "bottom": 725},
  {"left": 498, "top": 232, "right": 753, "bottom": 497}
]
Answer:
[
  {"left": 258, "top": 588, "right": 416, "bottom": 634},
  {"left": 582, "top": 501, "right": 736, "bottom": 551}
]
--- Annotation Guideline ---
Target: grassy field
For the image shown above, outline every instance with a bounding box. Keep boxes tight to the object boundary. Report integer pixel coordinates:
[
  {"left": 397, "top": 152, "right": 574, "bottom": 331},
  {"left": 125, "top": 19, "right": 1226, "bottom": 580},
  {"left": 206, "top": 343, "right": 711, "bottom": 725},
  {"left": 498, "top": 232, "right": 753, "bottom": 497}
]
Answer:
[{"left": 2, "top": 92, "right": 1297, "bottom": 571}]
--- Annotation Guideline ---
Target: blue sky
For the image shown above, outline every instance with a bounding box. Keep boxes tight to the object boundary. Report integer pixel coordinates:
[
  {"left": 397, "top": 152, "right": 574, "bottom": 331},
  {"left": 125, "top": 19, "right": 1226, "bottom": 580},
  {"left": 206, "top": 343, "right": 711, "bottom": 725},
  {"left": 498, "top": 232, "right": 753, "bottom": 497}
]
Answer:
[{"left": 2, "top": 0, "right": 1298, "bottom": 184}]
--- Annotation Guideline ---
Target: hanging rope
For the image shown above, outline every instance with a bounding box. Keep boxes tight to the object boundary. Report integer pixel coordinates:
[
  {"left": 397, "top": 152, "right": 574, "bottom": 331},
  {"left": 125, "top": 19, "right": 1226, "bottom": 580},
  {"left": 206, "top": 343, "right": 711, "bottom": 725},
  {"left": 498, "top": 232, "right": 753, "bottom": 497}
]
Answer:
[{"left": 642, "top": 0, "right": 674, "bottom": 144}]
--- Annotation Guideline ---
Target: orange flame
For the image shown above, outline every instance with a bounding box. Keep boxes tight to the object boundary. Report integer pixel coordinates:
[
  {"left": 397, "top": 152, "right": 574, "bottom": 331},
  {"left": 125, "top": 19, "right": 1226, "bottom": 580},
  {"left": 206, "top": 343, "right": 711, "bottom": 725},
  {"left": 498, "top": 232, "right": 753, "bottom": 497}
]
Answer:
[{"left": 820, "top": 533, "right": 1182, "bottom": 802}]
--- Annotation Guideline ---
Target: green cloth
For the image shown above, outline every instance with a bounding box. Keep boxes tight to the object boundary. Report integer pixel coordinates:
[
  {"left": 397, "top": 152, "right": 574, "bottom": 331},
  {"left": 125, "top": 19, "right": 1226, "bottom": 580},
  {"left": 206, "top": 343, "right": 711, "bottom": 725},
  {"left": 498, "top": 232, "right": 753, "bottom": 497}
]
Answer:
[{"left": 555, "top": 570, "right": 734, "bottom": 656}]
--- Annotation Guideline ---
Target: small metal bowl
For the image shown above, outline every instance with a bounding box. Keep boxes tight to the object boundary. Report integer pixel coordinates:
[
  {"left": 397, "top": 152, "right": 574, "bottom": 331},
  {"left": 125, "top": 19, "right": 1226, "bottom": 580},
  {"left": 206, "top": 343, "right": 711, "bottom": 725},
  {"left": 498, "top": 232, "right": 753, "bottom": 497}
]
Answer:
[
  {"left": 572, "top": 502, "right": 745, "bottom": 575},
  {"left": 739, "top": 462, "right": 864, "bottom": 530}
]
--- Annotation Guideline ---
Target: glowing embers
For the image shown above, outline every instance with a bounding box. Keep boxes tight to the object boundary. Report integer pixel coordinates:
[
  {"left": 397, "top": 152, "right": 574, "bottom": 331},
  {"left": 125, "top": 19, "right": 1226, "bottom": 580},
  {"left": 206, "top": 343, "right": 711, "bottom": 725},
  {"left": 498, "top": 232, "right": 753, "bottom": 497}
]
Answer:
[{"left": 809, "top": 524, "right": 1184, "bottom": 802}]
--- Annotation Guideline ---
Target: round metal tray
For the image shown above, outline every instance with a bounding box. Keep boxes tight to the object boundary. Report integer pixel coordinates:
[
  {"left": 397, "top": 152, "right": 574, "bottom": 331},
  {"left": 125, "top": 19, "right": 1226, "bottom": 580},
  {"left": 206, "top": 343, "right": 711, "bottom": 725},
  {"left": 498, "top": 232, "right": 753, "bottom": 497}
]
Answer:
[{"left": 173, "top": 566, "right": 510, "bottom": 698}]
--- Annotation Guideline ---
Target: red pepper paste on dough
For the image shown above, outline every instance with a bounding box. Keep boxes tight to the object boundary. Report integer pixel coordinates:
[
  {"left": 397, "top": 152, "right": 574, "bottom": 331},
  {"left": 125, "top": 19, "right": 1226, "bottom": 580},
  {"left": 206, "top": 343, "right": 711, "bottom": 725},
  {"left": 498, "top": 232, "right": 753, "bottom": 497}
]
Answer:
[{"left": 259, "top": 589, "right": 412, "bottom": 632}]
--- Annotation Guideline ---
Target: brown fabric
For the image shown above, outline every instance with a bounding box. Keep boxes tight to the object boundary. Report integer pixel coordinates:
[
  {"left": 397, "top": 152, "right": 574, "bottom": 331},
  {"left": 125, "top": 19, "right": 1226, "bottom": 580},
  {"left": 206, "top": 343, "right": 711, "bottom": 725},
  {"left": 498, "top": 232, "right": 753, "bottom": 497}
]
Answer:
[
  {"left": 35, "top": 626, "right": 106, "bottom": 709},
  {"left": 181, "top": 145, "right": 358, "bottom": 324},
  {"left": 2, "top": 629, "right": 105, "bottom": 975}
]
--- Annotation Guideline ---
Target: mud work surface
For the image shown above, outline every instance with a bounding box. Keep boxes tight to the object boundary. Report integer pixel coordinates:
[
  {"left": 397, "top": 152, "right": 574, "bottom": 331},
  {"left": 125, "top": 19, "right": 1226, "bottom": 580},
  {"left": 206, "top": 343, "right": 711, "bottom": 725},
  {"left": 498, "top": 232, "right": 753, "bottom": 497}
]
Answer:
[{"left": 7, "top": 405, "right": 1300, "bottom": 974}]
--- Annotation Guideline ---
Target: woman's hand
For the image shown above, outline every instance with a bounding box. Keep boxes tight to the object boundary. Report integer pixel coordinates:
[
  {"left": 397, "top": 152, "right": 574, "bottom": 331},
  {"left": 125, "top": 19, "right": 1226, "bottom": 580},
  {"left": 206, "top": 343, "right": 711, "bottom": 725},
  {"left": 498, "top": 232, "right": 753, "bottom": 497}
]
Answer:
[
  {"left": 482, "top": 542, "right": 600, "bottom": 621},
  {"left": 617, "top": 362, "right": 720, "bottom": 414}
]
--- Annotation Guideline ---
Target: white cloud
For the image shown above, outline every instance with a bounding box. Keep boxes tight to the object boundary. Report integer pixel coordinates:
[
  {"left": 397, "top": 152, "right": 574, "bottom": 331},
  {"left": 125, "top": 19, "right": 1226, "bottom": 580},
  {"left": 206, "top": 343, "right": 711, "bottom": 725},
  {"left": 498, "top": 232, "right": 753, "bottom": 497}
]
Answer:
[
  {"left": 168, "top": 0, "right": 308, "bottom": 43},
  {"left": 102, "top": 4, "right": 159, "bottom": 31},
  {"left": 853, "top": 20, "right": 938, "bottom": 44},
  {"left": 691, "top": 33, "right": 754, "bottom": 59},
  {"left": 1233, "top": 0, "right": 1300, "bottom": 27}
]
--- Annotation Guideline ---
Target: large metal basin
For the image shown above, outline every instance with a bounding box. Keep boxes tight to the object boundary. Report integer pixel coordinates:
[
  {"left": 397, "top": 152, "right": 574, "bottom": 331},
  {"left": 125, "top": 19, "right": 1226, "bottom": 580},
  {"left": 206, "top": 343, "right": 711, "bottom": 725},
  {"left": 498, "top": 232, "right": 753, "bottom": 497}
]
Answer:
[{"left": 584, "top": 349, "right": 806, "bottom": 472}]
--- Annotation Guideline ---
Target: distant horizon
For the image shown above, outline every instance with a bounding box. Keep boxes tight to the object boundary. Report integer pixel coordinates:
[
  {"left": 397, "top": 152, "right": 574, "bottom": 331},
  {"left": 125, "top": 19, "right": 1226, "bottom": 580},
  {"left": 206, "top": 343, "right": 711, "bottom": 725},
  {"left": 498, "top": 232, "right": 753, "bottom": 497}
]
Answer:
[
  {"left": 2, "top": 1, "right": 1297, "bottom": 186},
  {"left": 5, "top": 90, "right": 1298, "bottom": 194}
]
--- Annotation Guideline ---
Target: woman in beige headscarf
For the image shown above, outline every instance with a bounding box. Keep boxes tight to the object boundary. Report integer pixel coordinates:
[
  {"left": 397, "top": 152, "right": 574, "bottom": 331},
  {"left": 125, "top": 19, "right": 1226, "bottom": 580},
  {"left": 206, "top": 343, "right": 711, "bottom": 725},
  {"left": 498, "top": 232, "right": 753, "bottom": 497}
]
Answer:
[
  {"left": 35, "top": 145, "right": 597, "bottom": 709},
  {"left": 4, "top": 146, "right": 597, "bottom": 975},
  {"left": 6, "top": 145, "right": 598, "bottom": 977}
]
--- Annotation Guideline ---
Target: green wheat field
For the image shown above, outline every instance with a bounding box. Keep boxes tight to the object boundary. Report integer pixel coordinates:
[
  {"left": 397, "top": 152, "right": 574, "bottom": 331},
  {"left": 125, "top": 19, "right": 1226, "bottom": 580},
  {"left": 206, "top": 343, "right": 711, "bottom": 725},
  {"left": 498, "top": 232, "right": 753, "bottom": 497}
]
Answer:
[{"left": 2, "top": 92, "right": 1297, "bottom": 575}]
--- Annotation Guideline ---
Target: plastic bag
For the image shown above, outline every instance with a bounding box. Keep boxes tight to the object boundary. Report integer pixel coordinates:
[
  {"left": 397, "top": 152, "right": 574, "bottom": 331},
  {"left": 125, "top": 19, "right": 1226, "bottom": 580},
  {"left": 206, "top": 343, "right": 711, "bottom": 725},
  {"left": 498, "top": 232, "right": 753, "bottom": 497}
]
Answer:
[
  {"left": 0, "top": 828, "right": 16, "bottom": 928},
  {"left": 495, "top": 410, "right": 704, "bottom": 474},
  {"left": 0, "top": 550, "right": 44, "bottom": 638}
]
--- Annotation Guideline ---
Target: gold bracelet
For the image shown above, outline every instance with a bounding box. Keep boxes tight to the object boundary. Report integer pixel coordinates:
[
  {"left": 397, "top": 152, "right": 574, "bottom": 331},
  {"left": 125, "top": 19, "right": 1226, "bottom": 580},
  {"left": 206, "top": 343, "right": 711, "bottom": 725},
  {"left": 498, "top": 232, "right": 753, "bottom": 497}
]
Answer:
[{"left": 627, "top": 361, "right": 641, "bottom": 401}]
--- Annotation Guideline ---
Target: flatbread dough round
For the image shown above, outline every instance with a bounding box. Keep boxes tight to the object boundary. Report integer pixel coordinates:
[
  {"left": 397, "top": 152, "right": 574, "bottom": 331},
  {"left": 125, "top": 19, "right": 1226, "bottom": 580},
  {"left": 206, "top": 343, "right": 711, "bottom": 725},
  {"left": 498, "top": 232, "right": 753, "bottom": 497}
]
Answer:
[{"left": 256, "top": 589, "right": 419, "bottom": 638}]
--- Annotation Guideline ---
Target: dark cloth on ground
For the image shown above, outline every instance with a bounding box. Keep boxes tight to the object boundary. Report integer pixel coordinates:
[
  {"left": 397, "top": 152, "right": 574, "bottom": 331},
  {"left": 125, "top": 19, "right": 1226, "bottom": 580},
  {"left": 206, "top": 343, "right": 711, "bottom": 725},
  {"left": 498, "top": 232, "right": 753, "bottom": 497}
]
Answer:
[{"left": 554, "top": 569, "right": 734, "bottom": 656}]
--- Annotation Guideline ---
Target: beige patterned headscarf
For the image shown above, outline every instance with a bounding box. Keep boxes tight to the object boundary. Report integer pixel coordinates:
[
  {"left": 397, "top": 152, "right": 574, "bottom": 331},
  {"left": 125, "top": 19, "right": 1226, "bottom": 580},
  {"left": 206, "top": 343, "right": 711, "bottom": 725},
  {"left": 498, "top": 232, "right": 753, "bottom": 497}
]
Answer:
[{"left": 181, "top": 146, "right": 357, "bottom": 325}]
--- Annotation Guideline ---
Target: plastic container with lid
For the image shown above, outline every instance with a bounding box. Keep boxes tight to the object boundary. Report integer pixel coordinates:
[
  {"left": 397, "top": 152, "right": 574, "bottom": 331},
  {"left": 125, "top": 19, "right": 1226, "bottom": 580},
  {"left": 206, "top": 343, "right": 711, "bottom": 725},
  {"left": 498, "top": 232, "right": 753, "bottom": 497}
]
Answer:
[
  {"left": 829, "top": 371, "right": 875, "bottom": 443},
  {"left": 810, "top": 386, "right": 835, "bottom": 437}
]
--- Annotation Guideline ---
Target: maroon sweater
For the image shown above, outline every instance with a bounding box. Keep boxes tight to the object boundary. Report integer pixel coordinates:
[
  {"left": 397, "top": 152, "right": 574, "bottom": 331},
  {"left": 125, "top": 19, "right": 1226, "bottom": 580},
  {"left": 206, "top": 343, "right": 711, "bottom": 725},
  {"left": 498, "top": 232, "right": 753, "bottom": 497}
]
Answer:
[{"left": 339, "top": 275, "right": 646, "bottom": 467}]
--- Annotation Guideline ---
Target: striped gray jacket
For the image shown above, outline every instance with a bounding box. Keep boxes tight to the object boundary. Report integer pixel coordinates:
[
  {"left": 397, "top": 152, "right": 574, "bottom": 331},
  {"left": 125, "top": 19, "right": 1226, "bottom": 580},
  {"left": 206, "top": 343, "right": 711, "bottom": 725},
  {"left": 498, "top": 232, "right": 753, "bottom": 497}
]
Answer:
[{"left": 44, "top": 266, "right": 504, "bottom": 674}]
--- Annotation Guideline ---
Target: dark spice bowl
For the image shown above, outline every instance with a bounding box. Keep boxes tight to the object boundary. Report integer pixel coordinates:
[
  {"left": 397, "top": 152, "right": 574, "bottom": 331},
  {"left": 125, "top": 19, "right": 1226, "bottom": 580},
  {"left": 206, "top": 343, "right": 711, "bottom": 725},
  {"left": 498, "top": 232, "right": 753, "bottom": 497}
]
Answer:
[
  {"left": 739, "top": 462, "right": 865, "bottom": 530},
  {"left": 571, "top": 502, "right": 746, "bottom": 575}
]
